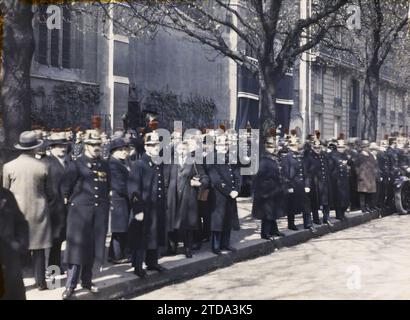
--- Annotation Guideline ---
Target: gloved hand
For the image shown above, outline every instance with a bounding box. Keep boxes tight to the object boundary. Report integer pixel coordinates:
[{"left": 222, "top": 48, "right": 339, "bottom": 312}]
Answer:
[
  {"left": 134, "top": 212, "right": 144, "bottom": 221},
  {"left": 288, "top": 188, "right": 294, "bottom": 193},
  {"left": 230, "top": 191, "right": 239, "bottom": 199},
  {"left": 305, "top": 187, "right": 310, "bottom": 193}
]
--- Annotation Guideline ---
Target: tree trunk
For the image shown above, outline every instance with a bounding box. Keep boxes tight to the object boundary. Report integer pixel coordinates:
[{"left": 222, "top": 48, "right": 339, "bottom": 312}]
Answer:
[
  {"left": 361, "top": 66, "right": 379, "bottom": 142},
  {"left": 258, "top": 69, "right": 280, "bottom": 147},
  {"left": 0, "top": 0, "right": 34, "bottom": 147}
]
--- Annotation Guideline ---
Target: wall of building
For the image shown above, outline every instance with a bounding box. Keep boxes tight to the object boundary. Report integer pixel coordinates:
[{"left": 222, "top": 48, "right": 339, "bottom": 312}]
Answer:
[{"left": 128, "top": 28, "right": 233, "bottom": 125}]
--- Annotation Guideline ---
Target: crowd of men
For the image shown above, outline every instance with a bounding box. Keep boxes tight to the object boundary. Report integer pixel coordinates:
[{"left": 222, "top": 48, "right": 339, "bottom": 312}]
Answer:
[{"left": 1, "top": 116, "right": 410, "bottom": 300}]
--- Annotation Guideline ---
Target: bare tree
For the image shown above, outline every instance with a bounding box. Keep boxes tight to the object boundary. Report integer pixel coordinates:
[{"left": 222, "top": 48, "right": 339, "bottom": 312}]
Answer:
[
  {"left": 98, "top": 0, "right": 349, "bottom": 138},
  {"left": 0, "top": 0, "right": 34, "bottom": 148}
]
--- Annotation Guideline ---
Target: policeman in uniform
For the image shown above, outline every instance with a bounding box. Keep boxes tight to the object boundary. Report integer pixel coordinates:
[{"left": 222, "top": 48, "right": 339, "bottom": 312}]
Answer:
[
  {"left": 252, "top": 128, "right": 285, "bottom": 239},
  {"left": 127, "top": 131, "right": 168, "bottom": 277},
  {"left": 281, "top": 130, "right": 314, "bottom": 232},
  {"left": 207, "top": 133, "right": 241, "bottom": 255},
  {"left": 304, "top": 131, "right": 333, "bottom": 226},
  {"left": 60, "top": 129, "right": 110, "bottom": 299}
]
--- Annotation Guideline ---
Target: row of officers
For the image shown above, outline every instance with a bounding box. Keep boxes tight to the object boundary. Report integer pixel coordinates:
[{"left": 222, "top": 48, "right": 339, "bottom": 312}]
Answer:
[{"left": 1, "top": 126, "right": 409, "bottom": 300}]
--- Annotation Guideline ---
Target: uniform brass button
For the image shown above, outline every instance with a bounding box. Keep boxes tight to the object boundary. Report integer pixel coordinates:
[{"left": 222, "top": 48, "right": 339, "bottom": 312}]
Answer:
[
  {"left": 94, "top": 203, "right": 99, "bottom": 207},
  {"left": 95, "top": 195, "right": 99, "bottom": 198},
  {"left": 94, "top": 178, "right": 98, "bottom": 182}
]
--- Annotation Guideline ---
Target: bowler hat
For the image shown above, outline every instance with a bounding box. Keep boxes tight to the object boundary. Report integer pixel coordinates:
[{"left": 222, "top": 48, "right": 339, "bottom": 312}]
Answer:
[{"left": 110, "top": 138, "right": 129, "bottom": 153}]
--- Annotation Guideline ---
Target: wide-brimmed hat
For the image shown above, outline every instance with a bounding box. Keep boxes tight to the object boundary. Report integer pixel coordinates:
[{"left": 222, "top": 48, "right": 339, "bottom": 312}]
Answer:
[
  {"left": 83, "top": 129, "right": 102, "bottom": 145},
  {"left": 48, "top": 132, "right": 68, "bottom": 147},
  {"left": 361, "top": 140, "right": 370, "bottom": 148},
  {"left": 14, "top": 131, "right": 44, "bottom": 150},
  {"left": 110, "top": 138, "right": 129, "bottom": 153}
]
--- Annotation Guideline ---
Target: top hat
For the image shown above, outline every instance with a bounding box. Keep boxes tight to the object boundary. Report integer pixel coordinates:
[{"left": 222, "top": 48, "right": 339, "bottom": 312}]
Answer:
[
  {"left": 14, "top": 131, "right": 44, "bottom": 150},
  {"left": 48, "top": 132, "right": 68, "bottom": 147}
]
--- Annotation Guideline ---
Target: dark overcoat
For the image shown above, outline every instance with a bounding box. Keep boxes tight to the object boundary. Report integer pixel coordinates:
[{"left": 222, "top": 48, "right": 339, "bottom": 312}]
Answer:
[
  {"left": 60, "top": 155, "right": 110, "bottom": 267},
  {"left": 251, "top": 153, "right": 286, "bottom": 220},
  {"left": 328, "top": 150, "right": 350, "bottom": 209},
  {"left": 109, "top": 158, "right": 131, "bottom": 233},
  {"left": 207, "top": 158, "right": 241, "bottom": 232},
  {"left": 44, "top": 155, "right": 68, "bottom": 240},
  {"left": 304, "top": 151, "right": 333, "bottom": 209},
  {"left": 165, "top": 162, "right": 209, "bottom": 231},
  {"left": 0, "top": 187, "right": 29, "bottom": 300},
  {"left": 127, "top": 154, "right": 167, "bottom": 250},
  {"left": 281, "top": 150, "right": 311, "bottom": 214}
]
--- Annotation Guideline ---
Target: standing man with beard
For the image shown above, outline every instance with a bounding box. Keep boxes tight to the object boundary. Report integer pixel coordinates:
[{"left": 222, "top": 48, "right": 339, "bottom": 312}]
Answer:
[
  {"left": 45, "top": 132, "right": 70, "bottom": 271},
  {"left": 207, "top": 133, "right": 241, "bottom": 255},
  {"left": 60, "top": 129, "right": 110, "bottom": 299},
  {"left": 127, "top": 131, "right": 168, "bottom": 277},
  {"left": 252, "top": 128, "right": 285, "bottom": 239},
  {"left": 281, "top": 130, "right": 314, "bottom": 232},
  {"left": 166, "top": 141, "right": 209, "bottom": 258},
  {"left": 108, "top": 138, "right": 131, "bottom": 264}
]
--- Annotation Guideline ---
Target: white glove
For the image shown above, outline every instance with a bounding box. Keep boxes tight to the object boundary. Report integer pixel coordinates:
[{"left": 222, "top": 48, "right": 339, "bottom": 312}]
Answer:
[
  {"left": 64, "top": 198, "right": 68, "bottom": 205},
  {"left": 305, "top": 187, "right": 310, "bottom": 193},
  {"left": 230, "top": 191, "right": 239, "bottom": 199},
  {"left": 288, "top": 188, "right": 294, "bottom": 193},
  {"left": 190, "top": 179, "right": 202, "bottom": 187},
  {"left": 134, "top": 212, "right": 144, "bottom": 221},
  {"left": 406, "top": 167, "right": 410, "bottom": 173}
]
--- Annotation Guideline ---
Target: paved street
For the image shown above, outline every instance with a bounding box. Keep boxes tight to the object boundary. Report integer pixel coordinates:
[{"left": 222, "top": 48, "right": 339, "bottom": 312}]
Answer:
[{"left": 132, "top": 214, "right": 410, "bottom": 300}]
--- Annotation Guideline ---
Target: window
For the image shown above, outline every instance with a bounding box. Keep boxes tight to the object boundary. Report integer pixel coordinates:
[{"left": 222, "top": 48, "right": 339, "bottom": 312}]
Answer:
[
  {"left": 334, "top": 72, "right": 342, "bottom": 98},
  {"left": 315, "top": 67, "right": 323, "bottom": 95},
  {"left": 36, "top": 4, "right": 79, "bottom": 69},
  {"left": 334, "top": 116, "right": 341, "bottom": 138}
]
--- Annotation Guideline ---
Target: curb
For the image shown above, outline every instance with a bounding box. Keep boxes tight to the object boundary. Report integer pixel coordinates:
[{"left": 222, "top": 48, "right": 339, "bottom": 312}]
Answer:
[{"left": 73, "top": 209, "right": 384, "bottom": 300}]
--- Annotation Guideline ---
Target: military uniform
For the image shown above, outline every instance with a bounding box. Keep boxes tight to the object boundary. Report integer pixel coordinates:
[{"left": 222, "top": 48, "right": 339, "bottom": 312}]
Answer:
[
  {"left": 304, "top": 150, "right": 333, "bottom": 224},
  {"left": 328, "top": 149, "right": 350, "bottom": 220},
  {"left": 207, "top": 155, "right": 241, "bottom": 254},
  {"left": 127, "top": 153, "right": 167, "bottom": 275},
  {"left": 251, "top": 153, "right": 286, "bottom": 238},
  {"left": 60, "top": 154, "right": 110, "bottom": 290},
  {"left": 281, "top": 150, "right": 312, "bottom": 229}
]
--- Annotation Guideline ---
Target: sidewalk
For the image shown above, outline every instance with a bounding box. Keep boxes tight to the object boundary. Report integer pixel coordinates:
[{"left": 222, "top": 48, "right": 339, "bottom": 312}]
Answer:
[{"left": 24, "top": 198, "right": 381, "bottom": 300}]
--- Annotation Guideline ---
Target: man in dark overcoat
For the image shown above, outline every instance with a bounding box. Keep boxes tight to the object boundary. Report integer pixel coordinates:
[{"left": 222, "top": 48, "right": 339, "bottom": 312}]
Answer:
[
  {"left": 281, "top": 130, "right": 314, "bottom": 232},
  {"left": 127, "top": 132, "right": 168, "bottom": 277},
  {"left": 251, "top": 129, "right": 285, "bottom": 239},
  {"left": 165, "top": 141, "right": 209, "bottom": 258},
  {"left": 108, "top": 138, "right": 131, "bottom": 263},
  {"left": 0, "top": 187, "right": 29, "bottom": 300},
  {"left": 346, "top": 138, "right": 360, "bottom": 211},
  {"left": 328, "top": 137, "right": 350, "bottom": 220},
  {"left": 60, "top": 129, "right": 111, "bottom": 299},
  {"left": 207, "top": 133, "right": 241, "bottom": 255},
  {"left": 44, "top": 132, "right": 70, "bottom": 270}
]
